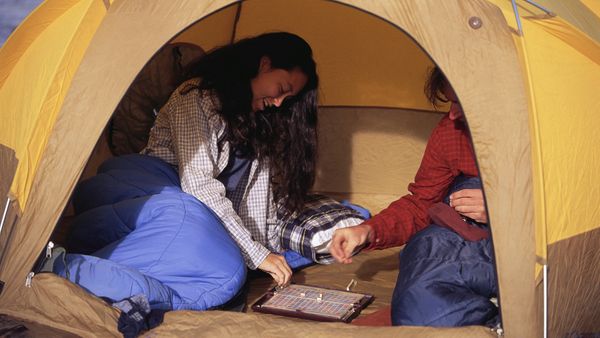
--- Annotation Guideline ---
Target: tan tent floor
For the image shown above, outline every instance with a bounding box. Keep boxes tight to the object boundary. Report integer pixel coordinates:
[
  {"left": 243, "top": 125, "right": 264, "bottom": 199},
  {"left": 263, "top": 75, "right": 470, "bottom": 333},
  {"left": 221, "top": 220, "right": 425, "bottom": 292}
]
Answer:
[
  {"left": 0, "top": 314, "right": 80, "bottom": 338},
  {"left": 145, "top": 311, "right": 495, "bottom": 338},
  {"left": 142, "top": 247, "right": 495, "bottom": 337}
]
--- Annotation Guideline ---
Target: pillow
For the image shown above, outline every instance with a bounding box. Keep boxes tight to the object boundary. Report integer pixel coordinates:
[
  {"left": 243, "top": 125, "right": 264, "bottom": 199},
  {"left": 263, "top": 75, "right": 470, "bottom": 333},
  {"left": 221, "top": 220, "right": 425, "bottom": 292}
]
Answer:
[{"left": 279, "top": 194, "right": 369, "bottom": 264}]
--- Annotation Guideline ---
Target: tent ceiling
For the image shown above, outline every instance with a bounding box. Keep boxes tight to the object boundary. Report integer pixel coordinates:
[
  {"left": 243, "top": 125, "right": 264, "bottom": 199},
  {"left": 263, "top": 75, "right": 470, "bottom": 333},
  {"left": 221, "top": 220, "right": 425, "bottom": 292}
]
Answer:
[{"left": 173, "top": 0, "right": 435, "bottom": 110}]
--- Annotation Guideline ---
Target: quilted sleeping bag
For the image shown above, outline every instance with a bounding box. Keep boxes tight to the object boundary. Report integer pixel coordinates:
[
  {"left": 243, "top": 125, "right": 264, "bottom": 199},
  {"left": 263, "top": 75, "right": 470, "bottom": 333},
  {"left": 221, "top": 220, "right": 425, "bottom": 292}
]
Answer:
[{"left": 55, "top": 155, "right": 247, "bottom": 311}]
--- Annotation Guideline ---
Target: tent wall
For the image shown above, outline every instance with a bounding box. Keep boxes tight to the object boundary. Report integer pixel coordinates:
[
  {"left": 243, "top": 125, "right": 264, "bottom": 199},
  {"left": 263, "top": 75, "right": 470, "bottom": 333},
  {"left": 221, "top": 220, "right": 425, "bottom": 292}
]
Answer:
[
  {"left": 508, "top": 4, "right": 600, "bottom": 333},
  {"left": 522, "top": 14, "right": 600, "bottom": 336},
  {"left": 536, "top": 0, "right": 600, "bottom": 43},
  {"left": 524, "top": 16, "right": 600, "bottom": 247},
  {"left": 491, "top": 4, "right": 600, "bottom": 334},
  {"left": 172, "top": 3, "right": 239, "bottom": 50},
  {"left": 581, "top": 0, "right": 600, "bottom": 19},
  {"left": 0, "top": 0, "right": 108, "bottom": 210},
  {"left": 313, "top": 107, "right": 442, "bottom": 214},
  {"left": 548, "top": 228, "right": 600, "bottom": 337}
]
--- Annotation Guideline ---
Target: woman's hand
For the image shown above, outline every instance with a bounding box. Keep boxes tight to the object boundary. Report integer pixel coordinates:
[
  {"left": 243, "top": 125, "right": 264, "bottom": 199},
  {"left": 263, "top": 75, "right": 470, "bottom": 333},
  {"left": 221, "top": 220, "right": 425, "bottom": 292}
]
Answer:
[
  {"left": 258, "top": 253, "right": 292, "bottom": 287},
  {"left": 330, "top": 223, "right": 372, "bottom": 264},
  {"left": 449, "top": 188, "right": 488, "bottom": 223}
]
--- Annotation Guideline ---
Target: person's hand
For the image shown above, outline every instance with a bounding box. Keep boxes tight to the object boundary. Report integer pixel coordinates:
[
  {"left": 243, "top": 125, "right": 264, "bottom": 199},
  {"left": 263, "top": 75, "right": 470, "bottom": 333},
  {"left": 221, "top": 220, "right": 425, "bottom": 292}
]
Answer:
[
  {"left": 330, "top": 223, "right": 372, "bottom": 264},
  {"left": 258, "top": 253, "right": 292, "bottom": 287},
  {"left": 449, "top": 188, "right": 488, "bottom": 223}
]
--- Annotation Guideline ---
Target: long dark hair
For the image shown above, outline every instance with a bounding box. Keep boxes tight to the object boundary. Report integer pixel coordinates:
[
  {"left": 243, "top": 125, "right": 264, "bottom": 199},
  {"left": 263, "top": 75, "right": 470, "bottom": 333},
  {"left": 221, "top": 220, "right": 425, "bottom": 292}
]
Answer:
[
  {"left": 183, "top": 32, "right": 319, "bottom": 213},
  {"left": 424, "top": 66, "right": 448, "bottom": 108}
]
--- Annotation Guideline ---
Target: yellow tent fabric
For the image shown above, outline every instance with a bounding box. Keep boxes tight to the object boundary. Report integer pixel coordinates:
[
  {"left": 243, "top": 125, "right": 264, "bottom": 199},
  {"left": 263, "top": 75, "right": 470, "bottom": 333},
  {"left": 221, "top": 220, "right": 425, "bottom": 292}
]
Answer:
[
  {"left": 0, "top": 0, "right": 108, "bottom": 207},
  {"left": 489, "top": 0, "right": 600, "bottom": 275},
  {"left": 582, "top": 0, "right": 600, "bottom": 18},
  {"left": 0, "top": 0, "right": 599, "bottom": 337}
]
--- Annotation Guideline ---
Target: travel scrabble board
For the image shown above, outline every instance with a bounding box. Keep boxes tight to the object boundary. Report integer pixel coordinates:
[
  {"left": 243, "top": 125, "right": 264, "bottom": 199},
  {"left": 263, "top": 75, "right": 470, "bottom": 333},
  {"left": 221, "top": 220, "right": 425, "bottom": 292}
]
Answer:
[{"left": 252, "top": 284, "right": 374, "bottom": 322}]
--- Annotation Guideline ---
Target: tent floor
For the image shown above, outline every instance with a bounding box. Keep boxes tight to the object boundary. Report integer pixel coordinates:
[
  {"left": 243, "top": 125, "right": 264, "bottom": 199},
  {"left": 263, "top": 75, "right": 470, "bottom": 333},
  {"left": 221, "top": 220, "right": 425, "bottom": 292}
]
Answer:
[
  {"left": 0, "top": 247, "right": 494, "bottom": 337},
  {"left": 143, "top": 247, "right": 495, "bottom": 337},
  {"left": 0, "top": 314, "right": 79, "bottom": 338}
]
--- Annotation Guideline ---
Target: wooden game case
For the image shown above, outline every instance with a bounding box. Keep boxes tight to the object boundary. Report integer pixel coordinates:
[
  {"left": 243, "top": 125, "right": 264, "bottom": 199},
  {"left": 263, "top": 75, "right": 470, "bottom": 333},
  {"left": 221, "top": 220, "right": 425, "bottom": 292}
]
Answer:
[{"left": 251, "top": 283, "right": 374, "bottom": 323}]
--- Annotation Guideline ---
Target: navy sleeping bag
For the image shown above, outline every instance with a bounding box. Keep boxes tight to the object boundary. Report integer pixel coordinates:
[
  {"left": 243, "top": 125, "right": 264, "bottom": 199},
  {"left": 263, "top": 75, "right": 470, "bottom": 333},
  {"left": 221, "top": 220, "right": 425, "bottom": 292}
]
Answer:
[
  {"left": 55, "top": 155, "right": 246, "bottom": 311},
  {"left": 390, "top": 176, "right": 498, "bottom": 327}
]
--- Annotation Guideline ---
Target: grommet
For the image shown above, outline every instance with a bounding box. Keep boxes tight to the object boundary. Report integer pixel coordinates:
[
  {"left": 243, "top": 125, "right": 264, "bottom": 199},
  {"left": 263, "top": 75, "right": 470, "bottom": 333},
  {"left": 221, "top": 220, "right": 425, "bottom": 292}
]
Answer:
[{"left": 469, "top": 16, "right": 483, "bottom": 29}]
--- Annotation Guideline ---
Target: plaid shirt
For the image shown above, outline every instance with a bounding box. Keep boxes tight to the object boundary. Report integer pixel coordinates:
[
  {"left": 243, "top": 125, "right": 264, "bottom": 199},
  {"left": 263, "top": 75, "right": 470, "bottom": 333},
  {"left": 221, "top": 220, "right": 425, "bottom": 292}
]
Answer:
[
  {"left": 142, "top": 79, "right": 279, "bottom": 269},
  {"left": 365, "top": 116, "right": 479, "bottom": 250}
]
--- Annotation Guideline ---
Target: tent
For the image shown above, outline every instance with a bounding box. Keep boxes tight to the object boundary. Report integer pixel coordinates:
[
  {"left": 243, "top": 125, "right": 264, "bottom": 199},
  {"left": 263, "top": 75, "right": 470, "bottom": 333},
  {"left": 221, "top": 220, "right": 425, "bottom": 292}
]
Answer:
[{"left": 1, "top": 0, "right": 599, "bottom": 336}]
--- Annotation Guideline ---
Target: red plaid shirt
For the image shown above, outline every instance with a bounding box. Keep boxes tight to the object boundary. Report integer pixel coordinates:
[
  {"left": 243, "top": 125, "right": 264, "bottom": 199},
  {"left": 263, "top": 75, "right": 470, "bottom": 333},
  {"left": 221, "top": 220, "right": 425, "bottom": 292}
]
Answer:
[{"left": 365, "top": 115, "right": 479, "bottom": 249}]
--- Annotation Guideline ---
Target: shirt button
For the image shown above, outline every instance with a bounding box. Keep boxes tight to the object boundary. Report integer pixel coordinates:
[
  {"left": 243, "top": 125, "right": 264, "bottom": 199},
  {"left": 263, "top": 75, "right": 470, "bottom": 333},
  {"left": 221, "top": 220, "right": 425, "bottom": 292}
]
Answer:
[{"left": 375, "top": 238, "right": 381, "bottom": 243}]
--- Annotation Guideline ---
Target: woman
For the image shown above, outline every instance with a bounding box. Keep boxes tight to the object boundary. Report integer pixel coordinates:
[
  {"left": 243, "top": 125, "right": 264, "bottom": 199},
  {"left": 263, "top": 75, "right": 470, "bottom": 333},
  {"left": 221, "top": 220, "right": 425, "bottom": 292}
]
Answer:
[
  {"left": 139, "top": 31, "right": 319, "bottom": 285},
  {"left": 53, "top": 32, "right": 343, "bottom": 312}
]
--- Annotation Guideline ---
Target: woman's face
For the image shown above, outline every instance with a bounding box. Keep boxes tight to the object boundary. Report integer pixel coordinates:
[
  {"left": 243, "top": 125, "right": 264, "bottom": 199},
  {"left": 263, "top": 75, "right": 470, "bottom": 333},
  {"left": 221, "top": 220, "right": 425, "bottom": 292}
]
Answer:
[
  {"left": 441, "top": 82, "right": 464, "bottom": 121},
  {"left": 250, "top": 56, "right": 308, "bottom": 112}
]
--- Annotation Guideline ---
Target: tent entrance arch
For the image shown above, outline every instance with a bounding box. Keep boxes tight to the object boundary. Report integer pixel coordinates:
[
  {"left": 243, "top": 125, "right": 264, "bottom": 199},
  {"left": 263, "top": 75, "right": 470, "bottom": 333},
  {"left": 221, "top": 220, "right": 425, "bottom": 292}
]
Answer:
[{"left": 78, "top": 1, "right": 533, "bottom": 335}]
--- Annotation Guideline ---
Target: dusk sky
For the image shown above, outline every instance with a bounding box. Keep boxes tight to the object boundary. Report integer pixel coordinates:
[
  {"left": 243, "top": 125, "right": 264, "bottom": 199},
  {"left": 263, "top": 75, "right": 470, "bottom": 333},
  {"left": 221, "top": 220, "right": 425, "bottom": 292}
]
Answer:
[{"left": 0, "top": 0, "right": 44, "bottom": 47}]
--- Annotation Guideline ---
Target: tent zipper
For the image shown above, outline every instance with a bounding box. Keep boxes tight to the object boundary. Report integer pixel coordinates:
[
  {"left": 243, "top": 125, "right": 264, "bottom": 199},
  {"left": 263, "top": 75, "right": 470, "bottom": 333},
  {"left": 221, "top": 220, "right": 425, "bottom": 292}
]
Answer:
[
  {"left": 491, "top": 323, "right": 504, "bottom": 336},
  {"left": 29, "top": 241, "right": 57, "bottom": 282},
  {"left": 25, "top": 240, "right": 55, "bottom": 287},
  {"left": 25, "top": 272, "right": 34, "bottom": 288},
  {"left": 46, "top": 241, "right": 54, "bottom": 258}
]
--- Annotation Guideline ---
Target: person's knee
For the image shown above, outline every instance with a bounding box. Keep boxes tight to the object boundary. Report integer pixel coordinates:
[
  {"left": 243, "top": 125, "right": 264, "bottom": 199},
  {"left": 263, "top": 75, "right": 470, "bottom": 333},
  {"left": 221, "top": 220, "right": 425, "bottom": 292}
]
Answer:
[
  {"left": 399, "top": 225, "right": 463, "bottom": 266},
  {"left": 391, "top": 281, "right": 498, "bottom": 327},
  {"left": 391, "top": 283, "right": 432, "bottom": 326}
]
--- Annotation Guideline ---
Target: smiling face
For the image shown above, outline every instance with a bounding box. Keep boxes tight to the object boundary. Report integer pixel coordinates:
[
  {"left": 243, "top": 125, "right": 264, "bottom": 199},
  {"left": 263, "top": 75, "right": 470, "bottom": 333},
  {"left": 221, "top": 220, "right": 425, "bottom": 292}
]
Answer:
[
  {"left": 442, "top": 82, "right": 464, "bottom": 121},
  {"left": 250, "top": 56, "right": 308, "bottom": 112}
]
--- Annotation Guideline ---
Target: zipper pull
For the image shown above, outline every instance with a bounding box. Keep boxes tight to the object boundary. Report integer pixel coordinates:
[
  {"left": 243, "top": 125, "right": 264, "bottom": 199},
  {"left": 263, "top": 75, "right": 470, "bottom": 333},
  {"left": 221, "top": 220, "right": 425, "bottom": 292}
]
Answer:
[
  {"left": 46, "top": 241, "right": 54, "bottom": 258},
  {"left": 491, "top": 323, "right": 504, "bottom": 336},
  {"left": 25, "top": 272, "right": 35, "bottom": 288}
]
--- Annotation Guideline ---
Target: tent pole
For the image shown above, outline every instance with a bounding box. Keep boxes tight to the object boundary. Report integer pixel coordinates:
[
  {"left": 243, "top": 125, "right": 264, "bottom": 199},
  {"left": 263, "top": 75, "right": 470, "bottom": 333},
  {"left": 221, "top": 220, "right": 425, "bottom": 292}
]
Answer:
[
  {"left": 230, "top": 2, "right": 242, "bottom": 44},
  {"left": 0, "top": 197, "right": 9, "bottom": 236},
  {"left": 0, "top": 197, "right": 10, "bottom": 295},
  {"left": 511, "top": 0, "right": 556, "bottom": 36},
  {"left": 543, "top": 264, "right": 548, "bottom": 338},
  {"left": 511, "top": 0, "right": 524, "bottom": 36},
  {"left": 523, "top": 0, "right": 556, "bottom": 16}
]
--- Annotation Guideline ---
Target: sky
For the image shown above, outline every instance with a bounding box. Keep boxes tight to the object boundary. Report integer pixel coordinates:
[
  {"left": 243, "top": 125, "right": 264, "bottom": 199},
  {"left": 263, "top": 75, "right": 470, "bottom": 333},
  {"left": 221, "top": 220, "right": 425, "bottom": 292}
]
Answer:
[{"left": 0, "top": 0, "right": 44, "bottom": 47}]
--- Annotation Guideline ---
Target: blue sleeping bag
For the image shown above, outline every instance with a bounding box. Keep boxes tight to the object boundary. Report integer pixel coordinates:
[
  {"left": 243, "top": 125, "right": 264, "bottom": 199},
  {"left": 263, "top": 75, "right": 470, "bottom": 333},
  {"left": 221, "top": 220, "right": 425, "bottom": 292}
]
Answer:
[
  {"left": 55, "top": 155, "right": 247, "bottom": 311},
  {"left": 391, "top": 176, "right": 498, "bottom": 327}
]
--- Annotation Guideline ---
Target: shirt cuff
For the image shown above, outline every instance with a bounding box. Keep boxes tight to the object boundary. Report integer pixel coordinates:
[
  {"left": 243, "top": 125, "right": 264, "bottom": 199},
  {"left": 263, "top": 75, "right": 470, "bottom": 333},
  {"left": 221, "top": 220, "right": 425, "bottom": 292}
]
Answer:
[
  {"left": 243, "top": 243, "right": 271, "bottom": 270},
  {"left": 363, "top": 220, "right": 387, "bottom": 250}
]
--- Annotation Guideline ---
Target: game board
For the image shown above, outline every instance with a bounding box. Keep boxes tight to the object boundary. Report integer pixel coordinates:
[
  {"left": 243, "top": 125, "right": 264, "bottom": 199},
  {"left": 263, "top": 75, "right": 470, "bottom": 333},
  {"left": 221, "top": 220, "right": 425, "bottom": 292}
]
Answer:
[{"left": 252, "top": 284, "right": 374, "bottom": 322}]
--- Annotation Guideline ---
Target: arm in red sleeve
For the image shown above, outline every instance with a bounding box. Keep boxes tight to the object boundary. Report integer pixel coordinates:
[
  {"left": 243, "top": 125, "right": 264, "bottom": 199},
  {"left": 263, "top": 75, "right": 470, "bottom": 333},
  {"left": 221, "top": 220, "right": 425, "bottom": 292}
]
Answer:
[{"left": 364, "top": 120, "right": 457, "bottom": 249}]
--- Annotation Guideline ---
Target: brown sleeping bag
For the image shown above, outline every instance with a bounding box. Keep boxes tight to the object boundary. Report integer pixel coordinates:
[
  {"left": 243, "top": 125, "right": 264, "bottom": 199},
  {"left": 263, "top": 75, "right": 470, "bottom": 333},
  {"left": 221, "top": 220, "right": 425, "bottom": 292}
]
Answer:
[{"left": 109, "top": 42, "right": 204, "bottom": 155}]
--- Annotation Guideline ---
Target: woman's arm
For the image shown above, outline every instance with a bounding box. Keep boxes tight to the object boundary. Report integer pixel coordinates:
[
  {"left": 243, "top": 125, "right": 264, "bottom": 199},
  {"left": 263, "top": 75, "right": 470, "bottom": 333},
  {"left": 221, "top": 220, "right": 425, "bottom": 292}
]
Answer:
[{"left": 166, "top": 87, "right": 270, "bottom": 270}]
